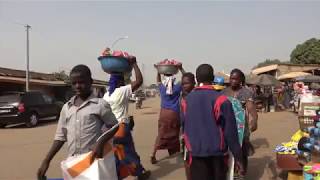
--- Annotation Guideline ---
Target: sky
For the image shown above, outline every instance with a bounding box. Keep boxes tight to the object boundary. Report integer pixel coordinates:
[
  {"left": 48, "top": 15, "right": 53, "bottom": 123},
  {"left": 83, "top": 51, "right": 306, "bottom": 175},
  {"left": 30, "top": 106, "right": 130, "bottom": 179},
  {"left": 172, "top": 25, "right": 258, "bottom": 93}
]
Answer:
[{"left": 1, "top": 1, "right": 320, "bottom": 85}]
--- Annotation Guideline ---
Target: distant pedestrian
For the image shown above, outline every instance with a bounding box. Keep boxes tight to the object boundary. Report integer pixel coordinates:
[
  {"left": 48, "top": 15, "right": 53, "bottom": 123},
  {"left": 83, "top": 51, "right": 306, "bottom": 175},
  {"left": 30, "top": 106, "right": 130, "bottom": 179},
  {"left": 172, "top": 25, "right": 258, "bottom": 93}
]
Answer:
[{"left": 183, "top": 64, "right": 243, "bottom": 180}]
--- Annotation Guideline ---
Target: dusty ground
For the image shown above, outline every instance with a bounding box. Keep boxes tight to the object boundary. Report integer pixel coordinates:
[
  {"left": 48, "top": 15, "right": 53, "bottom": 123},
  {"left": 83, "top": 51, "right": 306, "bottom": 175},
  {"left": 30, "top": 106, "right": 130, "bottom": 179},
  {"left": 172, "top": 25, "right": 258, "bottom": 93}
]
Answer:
[{"left": 0, "top": 97, "right": 299, "bottom": 180}]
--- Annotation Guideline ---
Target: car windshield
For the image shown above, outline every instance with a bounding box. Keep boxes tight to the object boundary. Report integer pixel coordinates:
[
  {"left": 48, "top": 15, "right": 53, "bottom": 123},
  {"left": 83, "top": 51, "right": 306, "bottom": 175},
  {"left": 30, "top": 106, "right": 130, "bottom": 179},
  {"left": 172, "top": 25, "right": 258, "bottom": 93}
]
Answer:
[{"left": 0, "top": 93, "right": 21, "bottom": 104}]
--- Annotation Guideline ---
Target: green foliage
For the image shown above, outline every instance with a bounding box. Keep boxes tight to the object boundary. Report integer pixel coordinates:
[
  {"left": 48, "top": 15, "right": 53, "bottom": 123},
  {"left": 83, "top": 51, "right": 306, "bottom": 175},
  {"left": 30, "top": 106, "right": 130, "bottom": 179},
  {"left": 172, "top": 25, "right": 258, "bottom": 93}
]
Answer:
[
  {"left": 53, "top": 70, "right": 70, "bottom": 83},
  {"left": 290, "top": 38, "right": 320, "bottom": 64}
]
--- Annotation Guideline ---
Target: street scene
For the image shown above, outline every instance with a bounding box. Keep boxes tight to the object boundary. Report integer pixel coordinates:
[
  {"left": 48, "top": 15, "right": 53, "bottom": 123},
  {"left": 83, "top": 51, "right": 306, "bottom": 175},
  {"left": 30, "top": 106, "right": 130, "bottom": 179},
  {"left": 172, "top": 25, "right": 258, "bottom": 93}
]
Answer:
[
  {"left": 0, "top": 97, "right": 299, "bottom": 180},
  {"left": 1, "top": 2, "right": 320, "bottom": 180}
]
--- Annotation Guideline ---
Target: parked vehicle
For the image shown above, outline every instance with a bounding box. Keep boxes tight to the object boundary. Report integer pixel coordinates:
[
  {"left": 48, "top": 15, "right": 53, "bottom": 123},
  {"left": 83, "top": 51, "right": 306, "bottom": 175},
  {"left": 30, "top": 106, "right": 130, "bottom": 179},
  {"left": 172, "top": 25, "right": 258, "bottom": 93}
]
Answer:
[
  {"left": 135, "top": 90, "right": 146, "bottom": 100},
  {"left": 0, "top": 91, "right": 63, "bottom": 128},
  {"left": 135, "top": 97, "right": 142, "bottom": 109}
]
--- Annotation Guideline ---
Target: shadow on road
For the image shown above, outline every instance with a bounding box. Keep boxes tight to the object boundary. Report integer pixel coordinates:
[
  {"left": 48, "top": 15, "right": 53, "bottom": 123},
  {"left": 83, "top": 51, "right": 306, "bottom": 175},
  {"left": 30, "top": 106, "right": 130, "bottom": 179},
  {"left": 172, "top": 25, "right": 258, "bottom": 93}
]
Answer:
[
  {"left": 143, "top": 112, "right": 158, "bottom": 115},
  {"left": 149, "top": 154, "right": 184, "bottom": 180},
  {"left": 251, "top": 138, "right": 270, "bottom": 149},
  {"left": 246, "top": 156, "right": 279, "bottom": 180}
]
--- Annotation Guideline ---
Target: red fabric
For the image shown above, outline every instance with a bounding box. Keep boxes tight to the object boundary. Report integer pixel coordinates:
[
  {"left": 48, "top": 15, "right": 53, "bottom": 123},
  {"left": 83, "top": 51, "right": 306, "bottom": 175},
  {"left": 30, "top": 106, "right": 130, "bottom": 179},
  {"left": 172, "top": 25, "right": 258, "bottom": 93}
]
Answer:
[
  {"left": 181, "top": 98, "right": 187, "bottom": 115},
  {"left": 213, "top": 95, "right": 228, "bottom": 150}
]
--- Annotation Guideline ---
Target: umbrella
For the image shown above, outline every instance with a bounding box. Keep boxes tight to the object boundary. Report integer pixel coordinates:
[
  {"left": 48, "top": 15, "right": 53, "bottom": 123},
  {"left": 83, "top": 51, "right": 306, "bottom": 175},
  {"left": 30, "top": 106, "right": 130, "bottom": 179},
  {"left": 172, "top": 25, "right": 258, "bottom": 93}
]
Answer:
[
  {"left": 246, "top": 74, "right": 258, "bottom": 85},
  {"left": 249, "top": 74, "right": 281, "bottom": 87},
  {"left": 295, "top": 75, "right": 320, "bottom": 83}
]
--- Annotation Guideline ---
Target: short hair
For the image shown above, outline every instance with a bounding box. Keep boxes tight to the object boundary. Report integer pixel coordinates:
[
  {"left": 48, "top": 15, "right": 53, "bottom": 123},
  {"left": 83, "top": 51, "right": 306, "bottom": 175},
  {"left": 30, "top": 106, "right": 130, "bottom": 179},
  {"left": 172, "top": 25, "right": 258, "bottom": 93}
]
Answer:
[
  {"left": 230, "top": 68, "right": 245, "bottom": 85},
  {"left": 182, "top": 72, "right": 195, "bottom": 83},
  {"left": 196, "top": 64, "right": 214, "bottom": 83},
  {"left": 70, "top": 64, "right": 92, "bottom": 79}
]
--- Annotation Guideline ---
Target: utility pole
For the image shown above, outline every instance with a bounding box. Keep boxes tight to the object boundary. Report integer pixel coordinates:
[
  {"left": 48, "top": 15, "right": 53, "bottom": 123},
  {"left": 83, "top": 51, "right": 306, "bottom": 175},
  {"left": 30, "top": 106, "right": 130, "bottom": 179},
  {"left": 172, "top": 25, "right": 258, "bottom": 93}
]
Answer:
[{"left": 25, "top": 24, "right": 31, "bottom": 91}]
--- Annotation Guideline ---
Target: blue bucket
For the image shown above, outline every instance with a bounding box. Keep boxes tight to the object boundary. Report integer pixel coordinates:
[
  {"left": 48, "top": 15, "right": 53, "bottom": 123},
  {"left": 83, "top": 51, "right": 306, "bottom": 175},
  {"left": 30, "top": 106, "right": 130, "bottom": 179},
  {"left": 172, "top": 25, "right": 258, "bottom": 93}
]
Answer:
[{"left": 98, "top": 56, "right": 131, "bottom": 73}]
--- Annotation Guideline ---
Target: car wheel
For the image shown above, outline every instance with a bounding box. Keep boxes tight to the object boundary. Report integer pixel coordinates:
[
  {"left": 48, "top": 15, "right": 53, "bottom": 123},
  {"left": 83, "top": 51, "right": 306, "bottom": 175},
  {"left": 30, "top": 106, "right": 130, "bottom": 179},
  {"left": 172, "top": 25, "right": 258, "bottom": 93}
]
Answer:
[
  {"left": 0, "top": 123, "right": 6, "bottom": 128},
  {"left": 26, "top": 113, "right": 39, "bottom": 128}
]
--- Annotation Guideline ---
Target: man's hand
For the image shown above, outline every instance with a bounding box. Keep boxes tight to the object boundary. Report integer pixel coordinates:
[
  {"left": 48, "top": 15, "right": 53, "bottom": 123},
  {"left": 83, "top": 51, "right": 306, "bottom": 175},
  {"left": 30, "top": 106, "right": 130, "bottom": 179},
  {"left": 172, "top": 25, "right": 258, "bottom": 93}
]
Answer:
[
  {"left": 37, "top": 160, "right": 50, "bottom": 180},
  {"left": 177, "top": 63, "right": 183, "bottom": 70}
]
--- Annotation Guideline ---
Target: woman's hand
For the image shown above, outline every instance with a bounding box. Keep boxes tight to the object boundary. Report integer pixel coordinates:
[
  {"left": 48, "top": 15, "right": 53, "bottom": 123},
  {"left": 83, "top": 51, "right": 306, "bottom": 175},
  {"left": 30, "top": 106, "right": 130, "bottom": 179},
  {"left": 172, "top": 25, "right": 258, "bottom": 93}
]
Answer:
[{"left": 127, "top": 56, "right": 137, "bottom": 66}]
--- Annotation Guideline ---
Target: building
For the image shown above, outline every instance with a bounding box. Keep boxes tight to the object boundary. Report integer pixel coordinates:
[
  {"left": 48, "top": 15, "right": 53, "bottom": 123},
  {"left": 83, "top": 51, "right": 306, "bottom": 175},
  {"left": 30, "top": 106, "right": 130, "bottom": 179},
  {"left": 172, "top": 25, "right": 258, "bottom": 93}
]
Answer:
[
  {"left": 251, "top": 63, "right": 320, "bottom": 78},
  {"left": 0, "top": 67, "right": 108, "bottom": 102}
]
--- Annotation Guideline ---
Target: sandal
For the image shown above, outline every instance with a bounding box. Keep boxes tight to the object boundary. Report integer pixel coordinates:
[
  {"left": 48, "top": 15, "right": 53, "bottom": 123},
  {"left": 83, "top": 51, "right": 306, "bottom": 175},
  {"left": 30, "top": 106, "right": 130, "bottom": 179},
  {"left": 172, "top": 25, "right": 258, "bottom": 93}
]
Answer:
[
  {"left": 150, "top": 156, "right": 157, "bottom": 164},
  {"left": 138, "top": 170, "right": 151, "bottom": 180}
]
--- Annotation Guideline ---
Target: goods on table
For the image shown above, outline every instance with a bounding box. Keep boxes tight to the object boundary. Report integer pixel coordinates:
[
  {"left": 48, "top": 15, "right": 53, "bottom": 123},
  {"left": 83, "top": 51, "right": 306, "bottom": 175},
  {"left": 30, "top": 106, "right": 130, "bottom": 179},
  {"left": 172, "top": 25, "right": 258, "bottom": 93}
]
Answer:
[
  {"left": 275, "top": 130, "right": 309, "bottom": 171},
  {"left": 98, "top": 48, "right": 132, "bottom": 73},
  {"left": 275, "top": 94, "right": 320, "bottom": 176},
  {"left": 304, "top": 163, "right": 320, "bottom": 180},
  {"left": 299, "top": 102, "right": 320, "bottom": 130},
  {"left": 155, "top": 59, "right": 181, "bottom": 75}
]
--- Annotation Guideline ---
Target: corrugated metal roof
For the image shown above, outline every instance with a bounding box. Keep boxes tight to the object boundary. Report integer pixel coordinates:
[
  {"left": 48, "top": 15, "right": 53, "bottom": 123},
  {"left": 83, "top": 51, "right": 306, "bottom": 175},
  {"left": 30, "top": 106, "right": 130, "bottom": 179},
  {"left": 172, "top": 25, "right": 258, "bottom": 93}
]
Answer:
[
  {"left": 0, "top": 67, "right": 108, "bottom": 87},
  {"left": 277, "top": 71, "right": 311, "bottom": 80},
  {"left": 251, "top": 64, "right": 278, "bottom": 75}
]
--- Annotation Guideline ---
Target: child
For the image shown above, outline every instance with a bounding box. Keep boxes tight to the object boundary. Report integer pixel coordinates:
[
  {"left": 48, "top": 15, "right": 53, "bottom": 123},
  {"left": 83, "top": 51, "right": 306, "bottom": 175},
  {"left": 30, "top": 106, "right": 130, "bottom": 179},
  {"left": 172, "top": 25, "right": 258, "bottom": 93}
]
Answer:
[
  {"left": 37, "top": 64, "right": 118, "bottom": 179},
  {"left": 180, "top": 72, "right": 195, "bottom": 180}
]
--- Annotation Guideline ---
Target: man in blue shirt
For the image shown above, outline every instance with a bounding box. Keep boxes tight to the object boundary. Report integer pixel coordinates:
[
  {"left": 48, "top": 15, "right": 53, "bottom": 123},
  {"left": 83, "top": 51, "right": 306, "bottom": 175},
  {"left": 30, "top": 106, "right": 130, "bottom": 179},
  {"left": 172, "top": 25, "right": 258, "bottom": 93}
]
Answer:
[{"left": 182, "top": 64, "right": 243, "bottom": 180}]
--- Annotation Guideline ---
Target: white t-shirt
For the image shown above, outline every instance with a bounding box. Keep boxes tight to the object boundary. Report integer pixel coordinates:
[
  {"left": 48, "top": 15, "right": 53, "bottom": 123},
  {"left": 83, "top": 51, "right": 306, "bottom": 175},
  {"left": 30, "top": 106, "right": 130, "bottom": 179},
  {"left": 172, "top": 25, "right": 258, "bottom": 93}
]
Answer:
[{"left": 103, "top": 85, "right": 132, "bottom": 123}]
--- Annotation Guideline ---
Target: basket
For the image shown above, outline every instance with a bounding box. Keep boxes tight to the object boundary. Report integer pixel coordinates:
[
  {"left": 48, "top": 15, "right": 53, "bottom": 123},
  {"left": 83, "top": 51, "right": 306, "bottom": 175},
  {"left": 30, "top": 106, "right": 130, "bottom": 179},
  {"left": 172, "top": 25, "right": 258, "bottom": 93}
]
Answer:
[
  {"left": 299, "top": 116, "right": 315, "bottom": 130},
  {"left": 98, "top": 56, "right": 131, "bottom": 73},
  {"left": 156, "top": 64, "right": 178, "bottom": 75}
]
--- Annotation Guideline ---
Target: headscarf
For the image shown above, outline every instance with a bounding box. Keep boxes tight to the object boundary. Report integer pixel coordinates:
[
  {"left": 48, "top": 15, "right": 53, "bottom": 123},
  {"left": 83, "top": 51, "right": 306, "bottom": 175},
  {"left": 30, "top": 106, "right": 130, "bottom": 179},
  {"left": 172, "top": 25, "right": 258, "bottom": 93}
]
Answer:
[{"left": 108, "top": 74, "right": 124, "bottom": 96}]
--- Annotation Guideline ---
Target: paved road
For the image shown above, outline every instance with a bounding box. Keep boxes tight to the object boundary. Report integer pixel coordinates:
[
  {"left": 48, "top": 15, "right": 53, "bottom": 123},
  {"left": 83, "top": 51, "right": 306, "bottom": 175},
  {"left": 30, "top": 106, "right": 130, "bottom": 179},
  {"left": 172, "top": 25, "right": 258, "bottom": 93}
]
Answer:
[{"left": 0, "top": 97, "right": 298, "bottom": 180}]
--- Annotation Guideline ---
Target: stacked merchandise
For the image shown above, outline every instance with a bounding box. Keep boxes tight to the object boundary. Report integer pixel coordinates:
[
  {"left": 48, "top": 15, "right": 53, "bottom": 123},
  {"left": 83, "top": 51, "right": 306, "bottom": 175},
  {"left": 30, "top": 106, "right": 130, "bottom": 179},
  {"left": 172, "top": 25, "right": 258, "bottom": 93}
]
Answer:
[
  {"left": 301, "top": 114, "right": 320, "bottom": 179},
  {"left": 274, "top": 130, "right": 308, "bottom": 171}
]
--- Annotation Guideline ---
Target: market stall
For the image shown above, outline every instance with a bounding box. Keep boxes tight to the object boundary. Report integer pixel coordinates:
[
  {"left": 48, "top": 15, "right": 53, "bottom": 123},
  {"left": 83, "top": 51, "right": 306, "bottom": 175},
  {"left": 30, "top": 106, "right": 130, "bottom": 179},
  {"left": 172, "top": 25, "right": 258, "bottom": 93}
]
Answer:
[{"left": 275, "top": 92, "right": 320, "bottom": 179}]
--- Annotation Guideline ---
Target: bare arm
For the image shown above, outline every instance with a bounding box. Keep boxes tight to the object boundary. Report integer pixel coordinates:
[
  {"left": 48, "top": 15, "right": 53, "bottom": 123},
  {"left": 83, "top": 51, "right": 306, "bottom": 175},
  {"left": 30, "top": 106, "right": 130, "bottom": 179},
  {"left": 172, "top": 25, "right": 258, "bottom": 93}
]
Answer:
[
  {"left": 178, "top": 64, "right": 186, "bottom": 74},
  {"left": 129, "top": 57, "right": 143, "bottom": 92},
  {"left": 246, "top": 100, "right": 258, "bottom": 132},
  {"left": 37, "top": 140, "right": 65, "bottom": 179},
  {"left": 156, "top": 72, "right": 161, "bottom": 84}
]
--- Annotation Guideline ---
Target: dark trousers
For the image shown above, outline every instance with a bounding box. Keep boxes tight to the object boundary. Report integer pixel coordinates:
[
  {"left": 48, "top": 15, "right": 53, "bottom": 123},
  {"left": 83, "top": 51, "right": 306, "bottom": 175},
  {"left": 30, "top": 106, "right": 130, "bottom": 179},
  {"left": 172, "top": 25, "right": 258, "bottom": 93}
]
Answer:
[{"left": 190, "top": 156, "right": 227, "bottom": 180}]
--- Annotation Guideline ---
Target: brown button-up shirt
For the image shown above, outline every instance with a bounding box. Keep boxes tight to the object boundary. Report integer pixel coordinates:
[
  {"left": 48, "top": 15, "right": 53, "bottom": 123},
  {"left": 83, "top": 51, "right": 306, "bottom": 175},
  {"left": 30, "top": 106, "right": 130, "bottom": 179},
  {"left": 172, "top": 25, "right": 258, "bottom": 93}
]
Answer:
[{"left": 54, "top": 93, "right": 117, "bottom": 156}]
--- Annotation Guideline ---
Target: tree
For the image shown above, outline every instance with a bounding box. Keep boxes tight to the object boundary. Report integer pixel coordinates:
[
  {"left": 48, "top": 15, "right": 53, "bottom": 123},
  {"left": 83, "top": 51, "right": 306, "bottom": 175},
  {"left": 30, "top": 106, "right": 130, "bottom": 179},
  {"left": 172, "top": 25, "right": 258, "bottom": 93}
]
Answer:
[
  {"left": 290, "top": 38, "right": 320, "bottom": 64},
  {"left": 254, "top": 59, "right": 282, "bottom": 69},
  {"left": 53, "top": 70, "right": 70, "bottom": 83}
]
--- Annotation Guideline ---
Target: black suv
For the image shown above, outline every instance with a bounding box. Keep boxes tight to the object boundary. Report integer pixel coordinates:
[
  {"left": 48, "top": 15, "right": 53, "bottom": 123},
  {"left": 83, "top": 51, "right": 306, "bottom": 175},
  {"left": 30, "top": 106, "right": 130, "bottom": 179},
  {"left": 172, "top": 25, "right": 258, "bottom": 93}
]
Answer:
[{"left": 0, "top": 91, "right": 63, "bottom": 128}]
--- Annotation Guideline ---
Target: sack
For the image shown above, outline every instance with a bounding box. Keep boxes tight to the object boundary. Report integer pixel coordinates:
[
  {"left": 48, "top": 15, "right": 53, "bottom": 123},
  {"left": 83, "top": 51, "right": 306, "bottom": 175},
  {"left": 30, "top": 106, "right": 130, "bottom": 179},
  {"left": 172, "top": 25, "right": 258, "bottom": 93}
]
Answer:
[{"left": 61, "top": 146, "right": 117, "bottom": 180}]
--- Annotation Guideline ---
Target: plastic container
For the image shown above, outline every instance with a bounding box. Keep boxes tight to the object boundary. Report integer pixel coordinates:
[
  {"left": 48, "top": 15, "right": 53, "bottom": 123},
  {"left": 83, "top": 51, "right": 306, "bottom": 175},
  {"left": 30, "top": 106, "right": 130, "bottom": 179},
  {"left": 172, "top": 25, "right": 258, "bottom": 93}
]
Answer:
[
  {"left": 304, "top": 143, "right": 314, "bottom": 150},
  {"left": 156, "top": 64, "right": 178, "bottom": 75},
  {"left": 98, "top": 56, "right": 131, "bottom": 73}
]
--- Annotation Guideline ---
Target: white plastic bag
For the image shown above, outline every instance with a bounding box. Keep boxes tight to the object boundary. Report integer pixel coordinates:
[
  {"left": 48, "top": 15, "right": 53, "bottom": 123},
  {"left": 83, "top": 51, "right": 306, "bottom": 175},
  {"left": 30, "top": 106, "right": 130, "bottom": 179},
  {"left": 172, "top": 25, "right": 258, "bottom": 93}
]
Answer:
[{"left": 61, "top": 149, "right": 117, "bottom": 180}]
